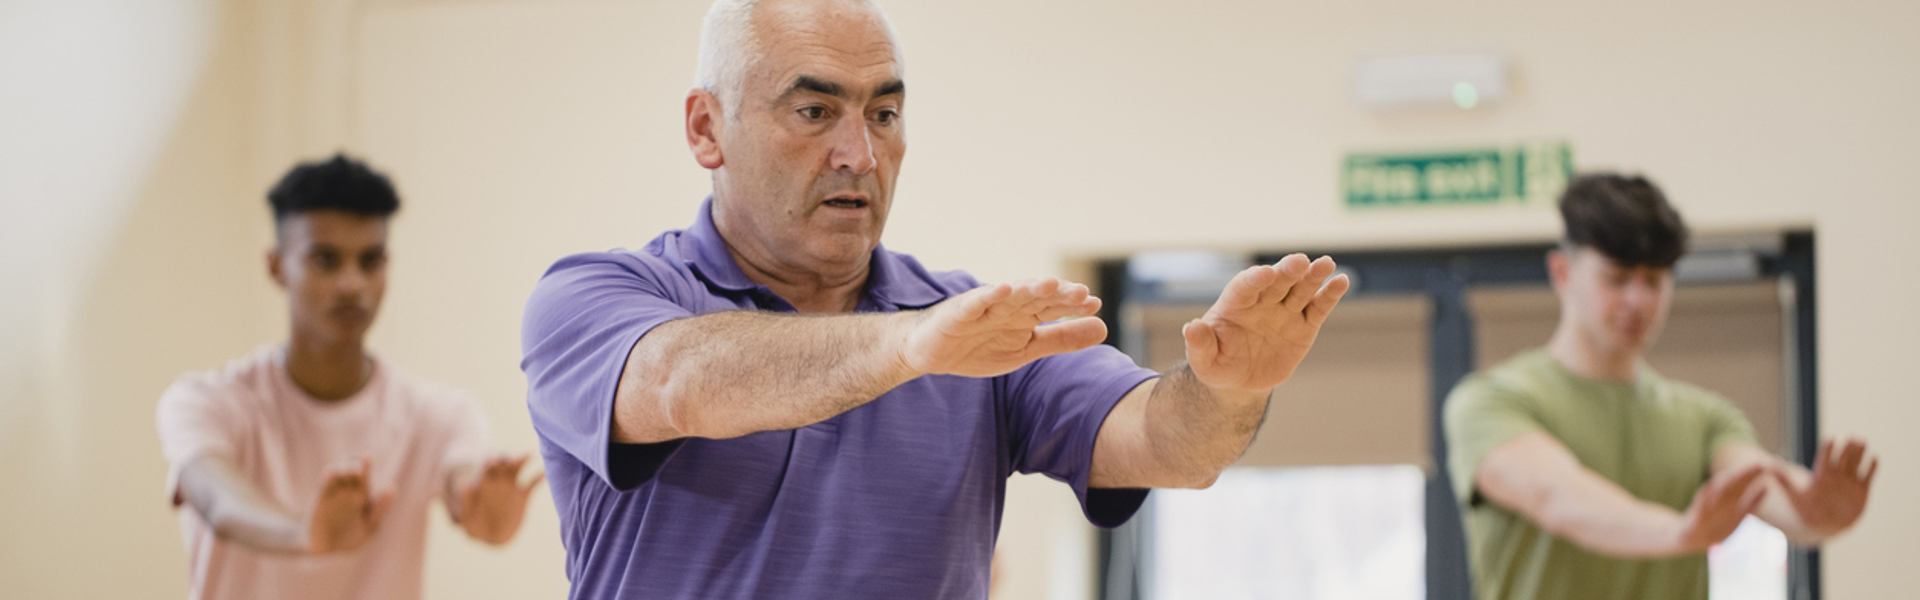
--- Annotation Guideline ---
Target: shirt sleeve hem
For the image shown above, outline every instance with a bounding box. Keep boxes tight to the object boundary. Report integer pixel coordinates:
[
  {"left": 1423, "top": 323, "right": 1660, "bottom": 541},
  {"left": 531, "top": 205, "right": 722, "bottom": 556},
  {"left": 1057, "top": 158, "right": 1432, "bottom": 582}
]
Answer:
[{"left": 1070, "top": 370, "right": 1160, "bottom": 528}]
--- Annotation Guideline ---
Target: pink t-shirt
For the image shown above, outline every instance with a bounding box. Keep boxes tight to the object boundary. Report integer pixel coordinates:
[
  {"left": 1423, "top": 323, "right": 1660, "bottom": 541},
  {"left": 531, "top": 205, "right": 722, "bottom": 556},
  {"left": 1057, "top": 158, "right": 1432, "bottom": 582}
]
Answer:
[{"left": 156, "top": 346, "right": 489, "bottom": 600}]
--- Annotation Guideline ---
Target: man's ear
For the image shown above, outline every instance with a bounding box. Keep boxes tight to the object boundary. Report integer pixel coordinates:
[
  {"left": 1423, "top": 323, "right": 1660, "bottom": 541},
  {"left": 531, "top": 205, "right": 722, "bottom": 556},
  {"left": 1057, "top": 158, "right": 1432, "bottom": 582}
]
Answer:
[
  {"left": 267, "top": 246, "right": 287, "bottom": 290},
  {"left": 1546, "top": 248, "right": 1570, "bottom": 295},
  {"left": 686, "top": 88, "right": 725, "bottom": 170}
]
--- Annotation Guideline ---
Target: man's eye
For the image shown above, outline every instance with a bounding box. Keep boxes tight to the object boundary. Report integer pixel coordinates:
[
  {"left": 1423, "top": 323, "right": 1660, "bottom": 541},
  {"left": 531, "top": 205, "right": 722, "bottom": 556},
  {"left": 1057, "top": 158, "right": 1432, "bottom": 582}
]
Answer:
[
  {"left": 799, "top": 106, "right": 827, "bottom": 120},
  {"left": 874, "top": 109, "right": 899, "bottom": 124},
  {"left": 313, "top": 254, "right": 340, "bottom": 269}
]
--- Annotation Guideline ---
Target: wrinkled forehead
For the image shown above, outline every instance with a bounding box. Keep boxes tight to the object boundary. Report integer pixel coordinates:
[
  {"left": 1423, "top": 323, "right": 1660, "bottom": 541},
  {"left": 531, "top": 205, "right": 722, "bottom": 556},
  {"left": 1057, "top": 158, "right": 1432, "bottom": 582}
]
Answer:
[{"left": 748, "top": 0, "right": 902, "bottom": 95}]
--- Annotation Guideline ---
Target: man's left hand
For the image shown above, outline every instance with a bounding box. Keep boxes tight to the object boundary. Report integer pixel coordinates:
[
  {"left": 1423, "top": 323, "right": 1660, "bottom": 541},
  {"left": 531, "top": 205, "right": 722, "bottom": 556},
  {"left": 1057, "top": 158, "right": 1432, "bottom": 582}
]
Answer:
[
  {"left": 455, "top": 454, "right": 546, "bottom": 546},
  {"left": 1184, "top": 254, "right": 1350, "bottom": 395},
  {"left": 1773, "top": 438, "right": 1877, "bottom": 535}
]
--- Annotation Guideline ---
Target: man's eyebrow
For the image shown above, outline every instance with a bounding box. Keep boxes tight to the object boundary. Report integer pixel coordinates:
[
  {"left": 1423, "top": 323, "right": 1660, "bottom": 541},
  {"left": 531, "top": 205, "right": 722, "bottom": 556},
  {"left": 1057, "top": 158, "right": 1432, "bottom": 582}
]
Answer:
[
  {"left": 874, "top": 79, "right": 905, "bottom": 98},
  {"left": 785, "top": 75, "right": 844, "bottom": 98}
]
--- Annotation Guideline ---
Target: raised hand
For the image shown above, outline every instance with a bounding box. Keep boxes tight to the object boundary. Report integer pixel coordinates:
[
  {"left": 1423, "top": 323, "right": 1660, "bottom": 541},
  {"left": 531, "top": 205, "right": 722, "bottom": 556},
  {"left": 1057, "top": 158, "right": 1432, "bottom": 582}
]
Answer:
[
  {"left": 455, "top": 454, "right": 546, "bottom": 545},
  {"left": 1774, "top": 438, "right": 1877, "bottom": 535},
  {"left": 1676, "top": 463, "right": 1769, "bottom": 551},
  {"left": 902, "top": 278, "right": 1107, "bottom": 378},
  {"left": 307, "top": 458, "right": 394, "bottom": 554},
  {"left": 1183, "top": 254, "right": 1350, "bottom": 394}
]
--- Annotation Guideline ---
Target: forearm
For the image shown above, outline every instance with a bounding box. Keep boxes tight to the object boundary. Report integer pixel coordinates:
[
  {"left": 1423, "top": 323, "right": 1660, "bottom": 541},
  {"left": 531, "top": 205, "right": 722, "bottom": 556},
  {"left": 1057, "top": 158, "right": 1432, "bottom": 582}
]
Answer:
[
  {"left": 179, "top": 457, "right": 309, "bottom": 554},
  {"left": 614, "top": 310, "right": 922, "bottom": 442},
  {"left": 1133, "top": 365, "right": 1269, "bottom": 488},
  {"left": 1530, "top": 474, "right": 1695, "bottom": 558}
]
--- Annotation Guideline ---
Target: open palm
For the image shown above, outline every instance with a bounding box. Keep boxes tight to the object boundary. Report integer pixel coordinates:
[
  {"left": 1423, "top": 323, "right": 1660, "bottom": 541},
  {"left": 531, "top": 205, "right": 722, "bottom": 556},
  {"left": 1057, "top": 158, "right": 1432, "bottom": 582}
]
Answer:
[
  {"left": 457, "top": 454, "right": 545, "bottom": 545},
  {"left": 1184, "top": 254, "right": 1350, "bottom": 393},
  {"left": 1775, "top": 438, "right": 1877, "bottom": 534},
  {"left": 307, "top": 458, "right": 393, "bottom": 554}
]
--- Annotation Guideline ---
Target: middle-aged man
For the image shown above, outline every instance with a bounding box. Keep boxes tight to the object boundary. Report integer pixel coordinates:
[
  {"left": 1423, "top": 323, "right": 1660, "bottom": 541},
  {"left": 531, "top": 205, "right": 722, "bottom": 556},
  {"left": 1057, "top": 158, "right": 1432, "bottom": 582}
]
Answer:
[
  {"left": 1445, "top": 173, "right": 1876, "bottom": 600},
  {"left": 518, "top": 0, "right": 1351, "bottom": 597},
  {"left": 157, "top": 154, "right": 544, "bottom": 600}
]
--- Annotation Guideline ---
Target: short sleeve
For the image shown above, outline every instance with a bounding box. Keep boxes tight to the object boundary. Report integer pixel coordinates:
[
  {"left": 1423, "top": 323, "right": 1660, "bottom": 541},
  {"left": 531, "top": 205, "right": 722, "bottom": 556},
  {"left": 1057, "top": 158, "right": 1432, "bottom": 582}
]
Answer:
[
  {"left": 1443, "top": 374, "right": 1544, "bottom": 507},
  {"left": 520, "top": 251, "right": 699, "bottom": 491},
  {"left": 155, "top": 376, "right": 241, "bottom": 507},
  {"left": 1002, "top": 344, "right": 1159, "bottom": 528},
  {"left": 1697, "top": 392, "right": 1760, "bottom": 461}
]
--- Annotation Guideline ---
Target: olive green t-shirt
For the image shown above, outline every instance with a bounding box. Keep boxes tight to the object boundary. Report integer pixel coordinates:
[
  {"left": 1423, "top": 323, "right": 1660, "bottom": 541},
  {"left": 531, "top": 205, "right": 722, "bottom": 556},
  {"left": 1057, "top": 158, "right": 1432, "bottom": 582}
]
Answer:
[{"left": 1443, "top": 349, "right": 1760, "bottom": 600}]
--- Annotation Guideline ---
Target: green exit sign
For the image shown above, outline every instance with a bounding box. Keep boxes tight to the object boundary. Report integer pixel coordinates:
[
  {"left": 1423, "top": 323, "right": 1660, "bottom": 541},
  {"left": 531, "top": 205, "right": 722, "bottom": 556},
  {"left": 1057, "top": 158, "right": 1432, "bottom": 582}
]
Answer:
[{"left": 1344, "top": 141, "right": 1573, "bottom": 208}]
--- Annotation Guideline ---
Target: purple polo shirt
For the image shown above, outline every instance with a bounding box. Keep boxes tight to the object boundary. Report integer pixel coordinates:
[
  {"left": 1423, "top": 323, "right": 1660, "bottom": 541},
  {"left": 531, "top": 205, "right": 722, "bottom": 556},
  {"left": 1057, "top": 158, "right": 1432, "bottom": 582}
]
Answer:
[{"left": 520, "top": 199, "right": 1157, "bottom": 599}]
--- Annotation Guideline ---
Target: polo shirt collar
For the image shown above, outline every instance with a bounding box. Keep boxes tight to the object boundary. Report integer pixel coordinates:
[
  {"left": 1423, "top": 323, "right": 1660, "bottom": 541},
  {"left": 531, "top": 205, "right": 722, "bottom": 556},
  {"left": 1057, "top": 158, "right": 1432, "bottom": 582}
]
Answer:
[
  {"left": 681, "top": 197, "right": 758, "bottom": 293},
  {"left": 680, "top": 197, "right": 949, "bottom": 310}
]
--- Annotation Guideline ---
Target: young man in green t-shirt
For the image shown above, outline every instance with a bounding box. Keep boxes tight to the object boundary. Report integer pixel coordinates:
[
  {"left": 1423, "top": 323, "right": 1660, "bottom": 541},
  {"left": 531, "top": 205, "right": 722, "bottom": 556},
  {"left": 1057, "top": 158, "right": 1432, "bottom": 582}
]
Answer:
[{"left": 1444, "top": 173, "right": 1877, "bottom": 600}]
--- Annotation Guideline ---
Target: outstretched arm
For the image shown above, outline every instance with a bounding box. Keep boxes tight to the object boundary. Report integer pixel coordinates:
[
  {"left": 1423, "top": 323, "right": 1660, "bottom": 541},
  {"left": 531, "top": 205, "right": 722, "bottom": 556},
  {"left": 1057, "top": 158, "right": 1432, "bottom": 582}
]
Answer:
[
  {"left": 1089, "top": 254, "right": 1351, "bottom": 489},
  {"left": 1717, "top": 438, "right": 1876, "bottom": 545},
  {"left": 1476, "top": 431, "right": 1769, "bottom": 558},
  {"left": 177, "top": 456, "right": 395, "bottom": 554},
  {"left": 614, "top": 278, "right": 1107, "bottom": 443}
]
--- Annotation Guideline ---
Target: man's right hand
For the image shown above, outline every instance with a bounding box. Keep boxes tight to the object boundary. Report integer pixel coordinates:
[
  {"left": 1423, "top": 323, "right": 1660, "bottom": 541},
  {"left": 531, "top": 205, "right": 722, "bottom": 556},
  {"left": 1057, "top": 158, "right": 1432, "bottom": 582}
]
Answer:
[
  {"left": 306, "top": 458, "right": 395, "bottom": 554},
  {"left": 1674, "top": 463, "right": 1769, "bottom": 552},
  {"left": 901, "top": 278, "right": 1107, "bottom": 378}
]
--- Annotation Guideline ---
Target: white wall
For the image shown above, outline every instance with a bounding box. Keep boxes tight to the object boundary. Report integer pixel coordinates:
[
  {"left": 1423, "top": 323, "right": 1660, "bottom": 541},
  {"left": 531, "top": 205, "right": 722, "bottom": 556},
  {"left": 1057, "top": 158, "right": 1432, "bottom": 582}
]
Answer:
[{"left": 4, "top": 0, "right": 1916, "bottom": 598}]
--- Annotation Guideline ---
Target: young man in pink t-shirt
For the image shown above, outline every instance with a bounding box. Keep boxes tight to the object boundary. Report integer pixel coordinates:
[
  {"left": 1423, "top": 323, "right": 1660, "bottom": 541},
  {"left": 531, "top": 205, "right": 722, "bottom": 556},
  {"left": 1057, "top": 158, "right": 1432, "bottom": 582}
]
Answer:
[{"left": 156, "top": 154, "right": 542, "bottom": 600}]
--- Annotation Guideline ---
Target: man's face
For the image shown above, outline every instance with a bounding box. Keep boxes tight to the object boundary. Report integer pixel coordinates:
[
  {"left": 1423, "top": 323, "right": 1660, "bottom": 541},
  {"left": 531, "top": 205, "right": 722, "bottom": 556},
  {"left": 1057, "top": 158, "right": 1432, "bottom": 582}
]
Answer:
[
  {"left": 1552, "top": 246, "right": 1674, "bottom": 356},
  {"left": 269, "top": 210, "right": 388, "bottom": 346},
  {"left": 711, "top": 0, "right": 906, "bottom": 270}
]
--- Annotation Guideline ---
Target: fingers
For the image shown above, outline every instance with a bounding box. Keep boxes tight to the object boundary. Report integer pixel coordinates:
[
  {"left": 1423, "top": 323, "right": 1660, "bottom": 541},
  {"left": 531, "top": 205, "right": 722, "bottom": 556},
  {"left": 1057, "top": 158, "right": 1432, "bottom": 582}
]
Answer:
[
  {"left": 1710, "top": 464, "right": 1767, "bottom": 507},
  {"left": 950, "top": 279, "right": 1098, "bottom": 326},
  {"left": 321, "top": 460, "right": 370, "bottom": 495},
  {"left": 992, "top": 278, "right": 1069, "bottom": 318},
  {"left": 1217, "top": 264, "right": 1283, "bottom": 310},
  {"left": 1305, "top": 273, "right": 1351, "bottom": 327},
  {"left": 1736, "top": 477, "right": 1770, "bottom": 513},
  {"left": 1032, "top": 298, "right": 1102, "bottom": 325},
  {"left": 1862, "top": 457, "right": 1879, "bottom": 488},
  {"left": 1280, "top": 256, "right": 1338, "bottom": 312},
  {"left": 1021, "top": 317, "right": 1107, "bottom": 360},
  {"left": 368, "top": 489, "right": 396, "bottom": 530},
  {"left": 1837, "top": 438, "right": 1867, "bottom": 477},
  {"left": 522, "top": 471, "right": 549, "bottom": 496},
  {"left": 1183, "top": 319, "right": 1219, "bottom": 368},
  {"left": 947, "top": 283, "right": 1012, "bottom": 323},
  {"left": 1813, "top": 439, "right": 1835, "bottom": 474}
]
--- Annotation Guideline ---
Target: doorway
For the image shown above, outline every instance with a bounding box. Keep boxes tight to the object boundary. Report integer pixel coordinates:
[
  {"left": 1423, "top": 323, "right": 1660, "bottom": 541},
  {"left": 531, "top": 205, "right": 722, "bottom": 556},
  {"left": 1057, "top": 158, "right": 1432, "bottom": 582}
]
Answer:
[{"left": 1095, "top": 232, "right": 1820, "bottom": 600}]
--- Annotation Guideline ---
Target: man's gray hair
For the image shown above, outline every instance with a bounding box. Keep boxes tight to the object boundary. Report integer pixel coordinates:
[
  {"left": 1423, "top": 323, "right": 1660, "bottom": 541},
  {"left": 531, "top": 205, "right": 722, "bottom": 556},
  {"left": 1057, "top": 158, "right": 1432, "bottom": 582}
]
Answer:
[{"left": 693, "top": 0, "right": 902, "bottom": 118}]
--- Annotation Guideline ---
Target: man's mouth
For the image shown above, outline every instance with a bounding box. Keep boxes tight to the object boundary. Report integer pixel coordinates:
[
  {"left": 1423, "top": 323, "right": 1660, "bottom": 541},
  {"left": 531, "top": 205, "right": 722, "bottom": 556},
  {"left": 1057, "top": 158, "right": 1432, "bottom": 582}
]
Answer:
[{"left": 822, "top": 196, "right": 869, "bottom": 209}]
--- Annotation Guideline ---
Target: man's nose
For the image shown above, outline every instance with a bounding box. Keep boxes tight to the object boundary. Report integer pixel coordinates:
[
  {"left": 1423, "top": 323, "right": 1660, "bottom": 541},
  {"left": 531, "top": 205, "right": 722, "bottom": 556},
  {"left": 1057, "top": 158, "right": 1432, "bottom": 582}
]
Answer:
[
  {"left": 1624, "top": 280, "right": 1658, "bottom": 308},
  {"left": 336, "top": 264, "right": 368, "bottom": 296},
  {"left": 828, "top": 117, "right": 878, "bottom": 175}
]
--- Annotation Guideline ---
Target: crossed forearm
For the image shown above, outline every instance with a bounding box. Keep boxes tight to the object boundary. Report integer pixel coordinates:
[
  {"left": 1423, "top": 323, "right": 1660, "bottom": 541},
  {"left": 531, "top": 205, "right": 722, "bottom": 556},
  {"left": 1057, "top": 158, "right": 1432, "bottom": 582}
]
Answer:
[
  {"left": 1750, "top": 462, "right": 1832, "bottom": 545},
  {"left": 1526, "top": 473, "right": 1695, "bottom": 558},
  {"left": 613, "top": 310, "right": 922, "bottom": 443}
]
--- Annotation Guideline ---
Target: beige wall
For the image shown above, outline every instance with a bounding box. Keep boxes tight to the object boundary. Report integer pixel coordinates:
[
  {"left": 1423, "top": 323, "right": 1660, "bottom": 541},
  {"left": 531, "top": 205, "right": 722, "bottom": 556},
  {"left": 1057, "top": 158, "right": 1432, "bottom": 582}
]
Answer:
[{"left": 5, "top": 0, "right": 1917, "bottom": 598}]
